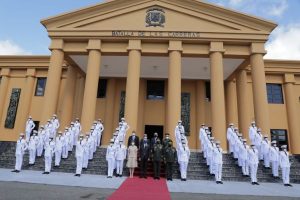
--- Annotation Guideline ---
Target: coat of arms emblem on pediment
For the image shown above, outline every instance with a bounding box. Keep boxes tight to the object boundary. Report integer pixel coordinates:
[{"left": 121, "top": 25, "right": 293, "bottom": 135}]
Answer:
[{"left": 146, "top": 7, "right": 165, "bottom": 27}]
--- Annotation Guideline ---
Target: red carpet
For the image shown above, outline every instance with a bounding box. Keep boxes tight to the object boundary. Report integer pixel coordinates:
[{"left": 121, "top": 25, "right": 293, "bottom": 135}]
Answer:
[{"left": 107, "top": 177, "right": 171, "bottom": 200}]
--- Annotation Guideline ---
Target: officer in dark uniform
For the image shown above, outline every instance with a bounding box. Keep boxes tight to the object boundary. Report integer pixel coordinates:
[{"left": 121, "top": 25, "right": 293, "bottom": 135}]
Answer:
[
  {"left": 139, "top": 134, "right": 150, "bottom": 178},
  {"left": 164, "top": 140, "right": 177, "bottom": 181},
  {"left": 152, "top": 139, "right": 163, "bottom": 180},
  {"left": 162, "top": 133, "right": 172, "bottom": 154}
]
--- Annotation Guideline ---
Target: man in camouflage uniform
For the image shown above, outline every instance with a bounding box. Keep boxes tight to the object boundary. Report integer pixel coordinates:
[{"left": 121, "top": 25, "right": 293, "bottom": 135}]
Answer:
[
  {"left": 152, "top": 139, "right": 163, "bottom": 180},
  {"left": 164, "top": 140, "right": 177, "bottom": 181}
]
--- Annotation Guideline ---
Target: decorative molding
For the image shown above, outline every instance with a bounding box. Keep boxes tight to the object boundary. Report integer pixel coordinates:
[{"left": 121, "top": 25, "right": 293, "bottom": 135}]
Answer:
[
  {"left": 181, "top": 92, "right": 191, "bottom": 135},
  {"left": 5, "top": 88, "right": 21, "bottom": 129},
  {"left": 119, "top": 91, "right": 126, "bottom": 121},
  {"left": 146, "top": 7, "right": 165, "bottom": 27}
]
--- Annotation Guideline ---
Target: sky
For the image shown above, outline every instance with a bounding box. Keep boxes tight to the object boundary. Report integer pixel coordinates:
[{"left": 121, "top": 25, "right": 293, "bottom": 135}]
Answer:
[{"left": 0, "top": 0, "right": 299, "bottom": 60}]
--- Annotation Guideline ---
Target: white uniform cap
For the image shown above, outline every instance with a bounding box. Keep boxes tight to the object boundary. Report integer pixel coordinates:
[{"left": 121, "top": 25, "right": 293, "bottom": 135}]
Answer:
[
  {"left": 251, "top": 121, "right": 256, "bottom": 124},
  {"left": 121, "top": 118, "right": 125, "bottom": 121},
  {"left": 264, "top": 135, "right": 268, "bottom": 138},
  {"left": 215, "top": 141, "right": 221, "bottom": 144},
  {"left": 242, "top": 139, "right": 247, "bottom": 142},
  {"left": 116, "top": 128, "right": 119, "bottom": 131},
  {"left": 110, "top": 139, "right": 114, "bottom": 143},
  {"left": 271, "top": 140, "right": 277, "bottom": 144},
  {"left": 229, "top": 123, "right": 234, "bottom": 126},
  {"left": 210, "top": 137, "right": 215, "bottom": 140},
  {"left": 79, "top": 134, "right": 84, "bottom": 137},
  {"left": 20, "top": 133, "right": 25, "bottom": 136},
  {"left": 201, "top": 124, "right": 205, "bottom": 126},
  {"left": 29, "top": 116, "right": 32, "bottom": 119},
  {"left": 281, "top": 145, "right": 287, "bottom": 149},
  {"left": 178, "top": 120, "right": 182, "bottom": 123},
  {"left": 257, "top": 128, "right": 262, "bottom": 132},
  {"left": 250, "top": 144, "right": 255, "bottom": 146}
]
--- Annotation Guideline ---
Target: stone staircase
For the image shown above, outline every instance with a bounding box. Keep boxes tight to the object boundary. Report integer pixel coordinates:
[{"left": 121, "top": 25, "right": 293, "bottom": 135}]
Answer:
[{"left": 0, "top": 142, "right": 299, "bottom": 183}]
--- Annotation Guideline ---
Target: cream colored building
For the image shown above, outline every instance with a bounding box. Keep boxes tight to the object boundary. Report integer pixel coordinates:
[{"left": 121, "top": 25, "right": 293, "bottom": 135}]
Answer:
[{"left": 0, "top": 0, "right": 300, "bottom": 154}]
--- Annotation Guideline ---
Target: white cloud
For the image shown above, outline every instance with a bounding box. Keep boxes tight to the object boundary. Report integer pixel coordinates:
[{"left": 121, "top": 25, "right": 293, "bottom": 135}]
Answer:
[
  {"left": 265, "top": 24, "right": 300, "bottom": 60},
  {"left": 0, "top": 40, "right": 31, "bottom": 55},
  {"left": 267, "top": 0, "right": 288, "bottom": 17}
]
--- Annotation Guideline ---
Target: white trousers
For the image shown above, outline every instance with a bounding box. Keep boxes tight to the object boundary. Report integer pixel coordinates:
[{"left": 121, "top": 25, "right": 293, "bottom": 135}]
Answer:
[
  {"left": 214, "top": 163, "right": 222, "bottom": 181},
  {"left": 62, "top": 146, "right": 68, "bottom": 159},
  {"left": 45, "top": 156, "right": 52, "bottom": 172},
  {"left": 179, "top": 161, "right": 188, "bottom": 179},
  {"left": 241, "top": 159, "right": 249, "bottom": 175},
  {"left": 25, "top": 131, "right": 31, "bottom": 141},
  {"left": 263, "top": 153, "right": 270, "bottom": 167},
  {"left": 228, "top": 140, "right": 233, "bottom": 153},
  {"left": 97, "top": 133, "right": 102, "bottom": 147},
  {"left": 238, "top": 157, "right": 242, "bottom": 167},
  {"left": 271, "top": 161, "right": 279, "bottom": 177},
  {"left": 76, "top": 156, "right": 83, "bottom": 174},
  {"left": 29, "top": 149, "right": 36, "bottom": 164},
  {"left": 282, "top": 167, "right": 290, "bottom": 184},
  {"left": 37, "top": 145, "right": 43, "bottom": 157},
  {"left": 83, "top": 151, "right": 89, "bottom": 168},
  {"left": 107, "top": 158, "right": 115, "bottom": 177},
  {"left": 116, "top": 160, "right": 124, "bottom": 175},
  {"left": 55, "top": 150, "right": 62, "bottom": 166},
  {"left": 89, "top": 148, "right": 94, "bottom": 160},
  {"left": 249, "top": 163, "right": 258, "bottom": 182},
  {"left": 15, "top": 154, "right": 23, "bottom": 171}
]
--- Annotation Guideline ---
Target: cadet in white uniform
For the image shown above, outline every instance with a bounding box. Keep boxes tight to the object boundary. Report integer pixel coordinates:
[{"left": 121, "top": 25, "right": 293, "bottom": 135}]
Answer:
[
  {"left": 175, "top": 120, "right": 185, "bottom": 148},
  {"left": 213, "top": 141, "right": 223, "bottom": 184},
  {"left": 207, "top": 137, "right": 215, "bottom": 175},
  {"left": 239, "top": 139, "right": 249, "bottom": 176},
  {"left": 25, "top": 116, "right": 35, "bottom": 141},
  {"left": 254, "top": 128, "right": 263, "bottom": 160},
  {"left": 226, "top": 123, "right": 235, "bottom": 154},
  {"left": 12, "top": 133, "right": 28, "bottom": 173},
  {"left": 62, "top": 128, "right": 69, "bottom": 159},
  {"left": 249, "top": 121, "right": 257, "bottom": 145},
  {"left": 28, "top": 131, "right": 38, "bottom": 165},
  {"left": 106, "top": 139, "right": 116, "bottom": 178},
  {"left": 83, "top": 134, "right": 90, "bottom": 169},
  {"left": 69, "top": 122, "right": 76, "bottom": 147},
  {"left": 199, "top": 124, "right": 206, "bottom": 152},
  {"left": 51, "top": 114, "right": 60, "bottom": 137},
  {"left": 87, "top": 133, "right": 94, "bottom": 160},
  {"left": 74, "top": 118, "right": 82, "bottom": 145},
  {"left": 279, "top": 145, "right": 292, "bottom": 187},
  {"left": 95, "top": 119, "right": 104, "bottom": 146},
  {"left": 54, "top": 132, "right": 64, "bottom": 167},
  {"left": 178, "top": 141, "right": 190, "bottom": 181},
  {"left": 248, "top": 144, "right": 259, "bottom": 185},
  {"left": 232, "top": 129, "right": 239, "bottom": 159},
  {"left": 261, "top": 135, "right": 270, "bottom": 168},
  {"left": 75, "top": 135, "right": 85, "bottom": 177},
  {"left": 119, "top": 118, "right": 129, "bottom": 142},
  {"left": 115, "top": 140, "right": 127, "bottom": 177},
  {"left": 235, "top": 134, "right": 243, "bottom": 166},
  {"left": 43, "top": 137, "right": 55, "bottom": 174},
  {"left": 37, "top": 126, "right": 46, "bottom": 157},
  {"left": 269, "top": 141, "right": 280, "bottom": 178}
]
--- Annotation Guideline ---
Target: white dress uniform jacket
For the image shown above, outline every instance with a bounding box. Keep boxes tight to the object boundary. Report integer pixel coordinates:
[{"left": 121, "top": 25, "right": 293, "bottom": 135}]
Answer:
[
  {"left": 248, "top": 148, "right": 259, "bottom": 183},
  {"left": 106, "top": 145, "right": 116, "bottom": 177},
  {"left": 213, "top": 147, "right": 223, "bottom": 182},
  {"left": 279, "top": 150, "right": 291, "bottom": 184},
  {"left": 15, "top": 138, "right": 28, "bottom": 171},
  {"left": 44, "top": 141, "right": 55, "bottom": 173},
  {"left": 115, "top": 144, "right": 127, "bottom": 175},
  {"left": 269, "top": 146, "right": 280, "bottom": 177},
  {"left": 178, "top": 145, "right": 190, "bottom": 179},
  {"left": 76, "top": 139, "right": 85, "bottom": 174},
  {"left": 25, "top": 120, "right": 35, "bottom": 140}
]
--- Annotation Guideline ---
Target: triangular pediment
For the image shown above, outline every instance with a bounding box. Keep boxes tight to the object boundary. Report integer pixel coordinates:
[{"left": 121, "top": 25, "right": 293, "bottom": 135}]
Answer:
[{"left": 42, "top": 0, "right": 277, "bottom": 36}]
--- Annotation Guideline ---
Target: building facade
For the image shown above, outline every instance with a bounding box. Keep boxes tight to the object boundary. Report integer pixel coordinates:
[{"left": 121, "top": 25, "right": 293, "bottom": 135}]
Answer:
[{"left": 0, "top": 0, "right": 300, "bottom": 154}]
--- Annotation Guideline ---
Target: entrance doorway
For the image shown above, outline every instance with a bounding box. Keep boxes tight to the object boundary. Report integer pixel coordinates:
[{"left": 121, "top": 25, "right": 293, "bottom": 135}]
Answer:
[{"left": 144, "top": 125, "right": 164, "bottom": 141}]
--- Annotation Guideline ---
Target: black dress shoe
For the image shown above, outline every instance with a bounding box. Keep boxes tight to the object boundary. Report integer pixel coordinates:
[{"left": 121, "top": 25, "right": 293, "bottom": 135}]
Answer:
[
  {"left": 119, "top": 175, "right": 123, "bottom": 177},
  {"left": 288, "top": 184, "right": 293, "bottom": 187},
  {"left": 252, "top": 182, "right": 255, "bottom": 185},
  {"left": 216, "top": 181, "right": 219, "bottom": 184},
  {"left": 183, "top": 179, "right": 187, "bottom": 181},
  {"left": 11, "top": 170, "right": 17, "bottom": 172},
  {"left": 16, "top": 170, "right": 20, "bottom": 173},
  {"left": 284, "top": 184, "right": 288, "bottom": 186},
  {"left": 255, "top": 182, "right": 260, "bottom": 185},
  {"left": 181, "top": 179, "right": 184, "bottom": 181},
  {"left": 219, "top": 181, "right": 223, "bottom": 184}
]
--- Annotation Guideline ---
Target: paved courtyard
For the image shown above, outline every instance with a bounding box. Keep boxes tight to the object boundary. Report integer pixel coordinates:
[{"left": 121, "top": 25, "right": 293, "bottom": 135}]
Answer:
[{"left": 0, "top": 168, "right": 300, "bottom": 200}]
